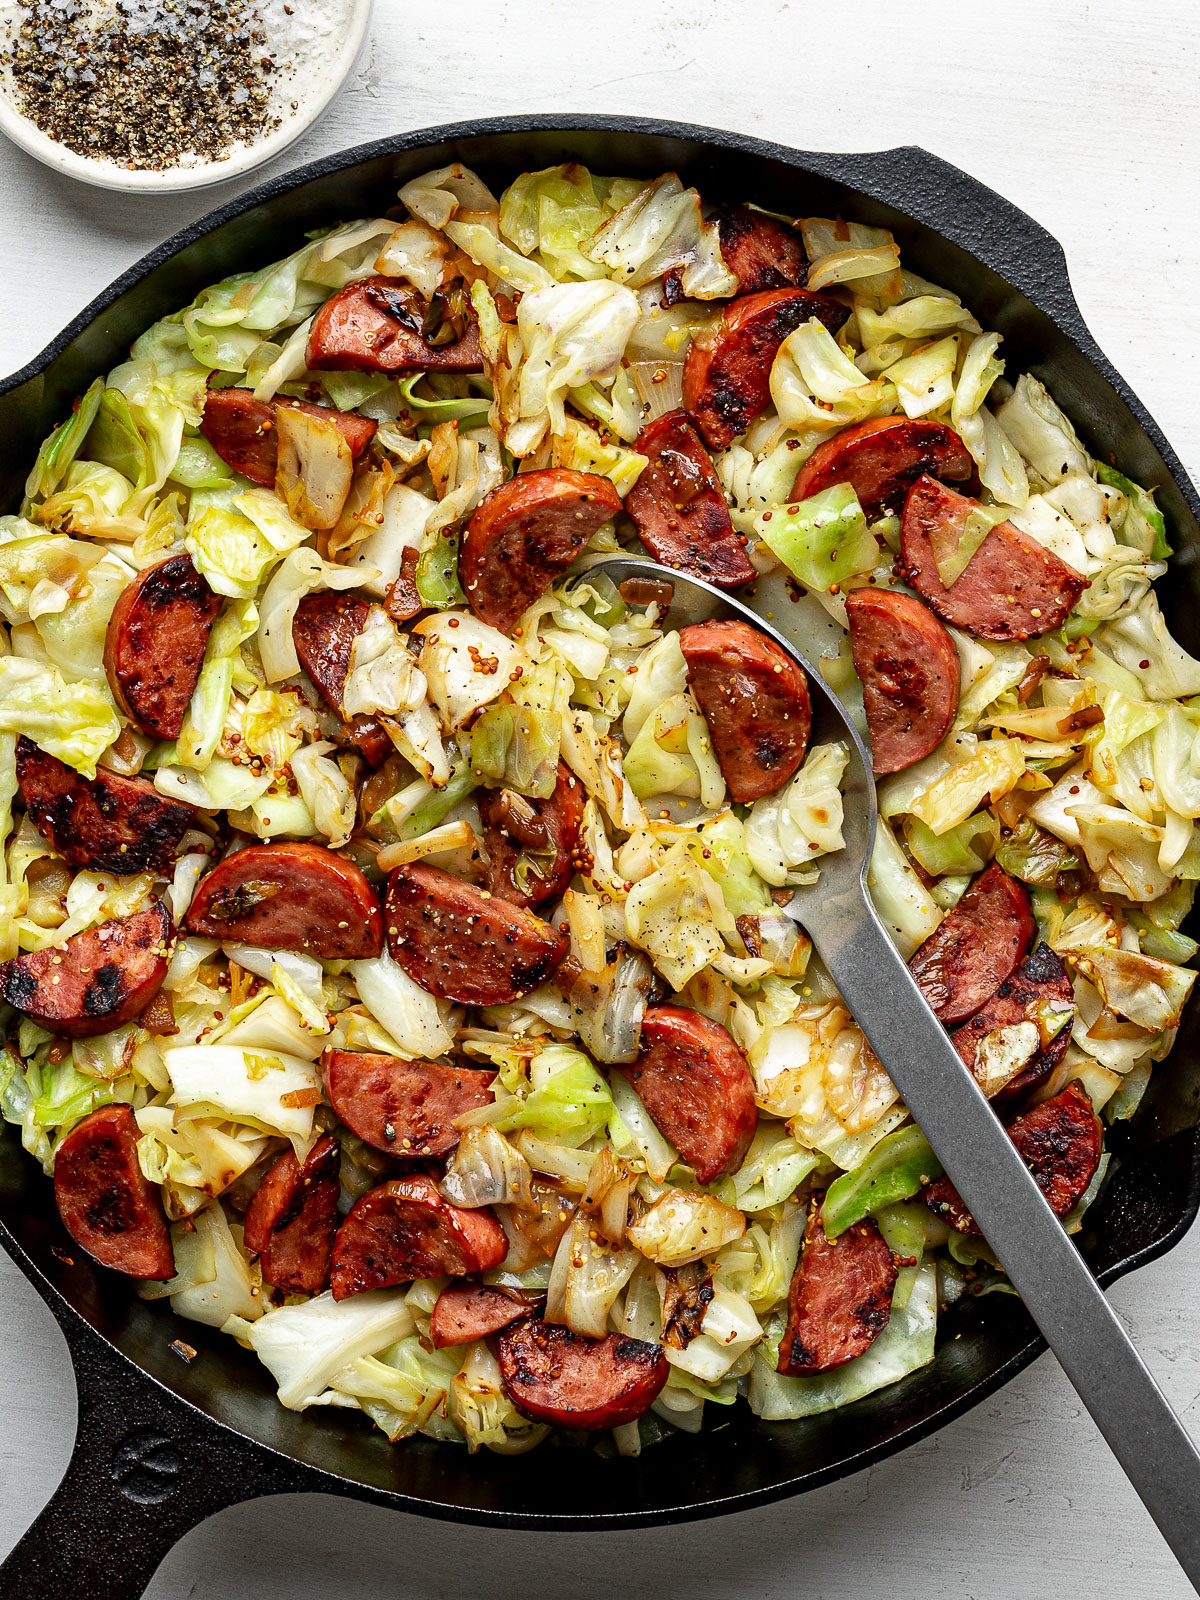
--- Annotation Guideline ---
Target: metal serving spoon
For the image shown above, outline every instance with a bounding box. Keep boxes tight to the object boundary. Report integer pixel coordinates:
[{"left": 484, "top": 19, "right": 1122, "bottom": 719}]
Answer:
[{"left": 591, "top": 554, "right": 1200, "bottom": 1590}]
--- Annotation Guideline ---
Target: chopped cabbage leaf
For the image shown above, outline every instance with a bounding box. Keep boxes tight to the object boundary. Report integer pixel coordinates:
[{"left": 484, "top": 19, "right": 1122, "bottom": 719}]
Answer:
[
  {"left": 225, "top": 1289, "right": 415, "bottom": 1410},
  {"left": 0, "top": 658, "right": 118, "bottom": 777},
  {"left": 755, "top": 485, "right": 878, "bottom": 592}
]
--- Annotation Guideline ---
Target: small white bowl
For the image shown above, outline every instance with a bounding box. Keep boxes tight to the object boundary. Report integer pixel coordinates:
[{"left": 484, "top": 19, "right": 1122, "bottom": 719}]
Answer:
[{"left": 0, "top": 0, "right": 372, "bottom": 193}]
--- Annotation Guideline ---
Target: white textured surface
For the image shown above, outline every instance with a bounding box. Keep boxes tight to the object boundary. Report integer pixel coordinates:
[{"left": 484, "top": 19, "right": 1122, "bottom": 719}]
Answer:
[{"left": 0, "top": 0, "right": 1198, "bottom": 1594}]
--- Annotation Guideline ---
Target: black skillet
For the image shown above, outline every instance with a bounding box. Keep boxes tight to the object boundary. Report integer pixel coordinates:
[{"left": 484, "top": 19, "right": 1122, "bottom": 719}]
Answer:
[{"left": 0, "top": 116, "right": 1197, "bottom": 1600}]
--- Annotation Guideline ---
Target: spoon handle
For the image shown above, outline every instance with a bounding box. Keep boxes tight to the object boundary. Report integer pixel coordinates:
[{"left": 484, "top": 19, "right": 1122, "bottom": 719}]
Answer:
[{"left": 803, "top": 882, "right": 1200, "bottom": 1592}]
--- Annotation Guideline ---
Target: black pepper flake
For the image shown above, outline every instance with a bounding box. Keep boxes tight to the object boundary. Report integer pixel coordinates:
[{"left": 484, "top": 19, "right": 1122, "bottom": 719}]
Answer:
[{"left": 6, "top": 0, "right": 284, "bottom": 170}]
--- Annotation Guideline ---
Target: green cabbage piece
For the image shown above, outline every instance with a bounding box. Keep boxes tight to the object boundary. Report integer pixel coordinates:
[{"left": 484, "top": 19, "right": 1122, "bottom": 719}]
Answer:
[
  {"left": 994, "top": 815, "right": 1080, "bottom": 886},
  {"left": 185, "top": 491, "right": 308, "bottom": 599},
  {"left": 1095, "top": 462, "right": 1171, "bottom": 559},
  {"left": 0, "top": 534, "right": 106, "bottom": 623},
  {"left": 386, "top": 762, "right": 477, "bottom": 841},
  {"left": 755, "top": 484, "right": 878, "bottom": 592},
  {"left": 25, "top": 379, "right": 104, "bottom": 502},
  {"left": 682, "top": 811, "right": 769, "bottom": 920},
  {"left": 822, "top": 1125, "right": 942, "bottom": 1238},
  {"left": 170, "top": 435, "right": 237, "bottom": 489},
  {"left": 491, "top": 1045, "right": 619, "bottom": 1149},
  {"left": 320, "top": 371, "right": 391, "bottom": 412},
  {"left": 84, "top": 385, "right": 183, "bottom": 512},
  {"left": 0, "top": 658, "right": 118, "bottom": 776},
  {"left": 130, "top": 312, "right": 196, "bottom": 377},
  {"left": 466, "top": 701, "right": 560, "bottom": 799},
  {"left": 0, "top": 1046, "right": 118, "bottom": 1174},
  {"left": 866, "top": 816, "right": 943, "bottom": 957},
  {"left": 499, "top": 163, "right": 620, "bottom": 281},
  {"left": 176, "top": 598, "right": 260, "bottom": 771},
  {"left": 415, "top": 531, "right": 466, "bottom": 609},
  {"left": 397, "top": 373, "right": 492, "bottom": 425},
  {"left": 904, "top": 811, "right": 998, "bottom": 877}
]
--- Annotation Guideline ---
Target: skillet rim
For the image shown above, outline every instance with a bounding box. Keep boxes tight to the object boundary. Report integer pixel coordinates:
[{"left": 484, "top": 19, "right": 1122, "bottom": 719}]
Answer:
[{"left": 0, "top": 112, "right": 1197, "bottom": 1536}]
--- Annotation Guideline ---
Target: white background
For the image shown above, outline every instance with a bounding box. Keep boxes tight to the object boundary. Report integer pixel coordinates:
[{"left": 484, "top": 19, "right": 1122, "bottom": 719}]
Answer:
[{"left": 0, "top": 1, "right": 1198, "bottom": 1594}]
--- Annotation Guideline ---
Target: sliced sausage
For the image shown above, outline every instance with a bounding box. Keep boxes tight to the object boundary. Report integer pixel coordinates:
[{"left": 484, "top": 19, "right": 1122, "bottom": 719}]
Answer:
[
  {"left": 924, "top": 1080, "right": 1102, "bottom": 1235},
  {"left": 620, "top": 1005, "right": 758, "bottom": 1184},
  {"left": 479, "top": 762, "right": 585, "bottom": 909},
  {"left": 778, "top": 1201, "right": 897, "bottom": 1375},
  {"left": 791, "top": 416, "right": 976, "bottom": 518},
  {"left": 682, "top": 287, "right": 850, "bottom": 451},
  {"left": 16, "top": 737, "right": 195, "bottom": 877},
  {"left": 624, "top": 410, "right": 755, "bottom": 589},
  {"left": 291, "top": 590, "right": 391, "bottom": 766},
  {"left": 460, "top": 469, "right": 623, "bottom": 635},
  {"left": 185, "top": 842, "right": 382, "bottom": 959},
  {"left": 53, "top": 1104, "right": 174, "bottom": 1280},
  {"left": 307, "top": 277, "right": 484, "bottom": 375},
  {"left": 497, "top": 1319, "right": 669, "bottom": 1430},
  {"left": 952, "top": 943, "right": 1075, "bottom": 1105},
  {"left": 199, "top": 388, "right": 378, "bottom": 489},
  {"left": 104, "top": 555, "right": 222, "bottom": 741},
  {"left": 385, "top": 862, "right": 568, "bottom": 1005},
  {"left": 0, "top": 902, "right": 172, "bottom": 1039},
  {"left": 430, "top": 1280, "right": 540, "bottom": 1348},
  {"left": 901, "top": 476, "right": 1087, "bottom": 641},
  {"left": 242, "top": 1134, "right": 340, "bottom": 1296},
  {"left": 330, "top": 1173, "right": 507, "bottom": 1299},
  {"left": 909, "top": 862, "right": 1035, "bottom": 1026},
  {"left": 714, "top": 206, "right": 808, "bottom": 295},
  {"left": 679, "top": 619, "right": 812, "bottom": 803},
  {"left": 845, "top": 588, "right": 960, "bottom": 774},
  {"left": 321, "top": 1049, "right": 496, "bottom": 1157}
]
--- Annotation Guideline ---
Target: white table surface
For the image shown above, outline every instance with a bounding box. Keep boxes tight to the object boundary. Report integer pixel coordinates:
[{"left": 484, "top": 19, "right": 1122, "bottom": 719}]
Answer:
[{"left": 0, "top": 0, "right": 1198, "bottom": 1594}]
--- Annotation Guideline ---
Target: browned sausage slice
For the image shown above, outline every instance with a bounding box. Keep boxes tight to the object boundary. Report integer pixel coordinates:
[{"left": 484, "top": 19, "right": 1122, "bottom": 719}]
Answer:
[
  {"left": 845, "top": 588, "right": 960, "bottom": 775},
  {"left": 0, "top": 902, "right": 173, "bottom": 1039},
  {"left": 714, "top": 206, "right": 808, "bottom": 295},
  {"left": 479, "top": 762, "right": 584, "bottom": 909},
  {"left": 951, "top": 943, "right": 1075, "bottom": 1105},
  {"left": 307, "top": 277, "right": 484, "bottom": 375},
  {"left": 104, "top": 555, "right": 222, "bottom": 740},
  {"left": 624, "top": 410, "right": 755, "bottom": 588},
  {"left": 791, "top": 416, "right": 976, "bottom": 518},
  {"left": 200, "top": 388, "right": 378, "bottom": 489},
  {"left": 53, "top": 1104, "right": 174, "bottom": 1280},
  {"left": 497, "top": 1319, "right": 669, "bottom": 1430},
  {"left": 330, "top": 1174, "right": 507, "bottom": 1299},
  {"left": 430, "top": 1280, "right": 540, "bottom": 1348},
  {"left": 242, "top": 1134, "right": 341, "bottom": 1295},
  {"left": 778, "top": 1201, "right": 897, "bottom": 1375},
  {"left": 385, "top": 862, "right": 568, "bottom": 1005},
  {"left": 321, "top": 1050, "right": 495, "bottom": 1157},
  {"left": 901, "top": 476, "right": 1086, "bottom": 641},
  {"left": 17, "top": 737, "right": 196, "bottom": 877},
  {"left": 185, "top": 842, "right": 382, "bottom": 959},
  {"left": 679, "top": 619, "right": 812, "bottom": 803},
  {"left": 682, "top": 287, "right": 849, "bottom": 451},
  {"left": 924, "top": 1080, "right": 1102, "bottom": 1235},
  {"left": 292, "top": 590, "right": 391, "bottom": 766},
  {"left": 460, "top": 469, "right": 623, "bottom": 635},
  {"left": 619, "top": 1005, "right": 758, "bottom": 1184},
  {"left": 908, "top": 862, "right": 1035, "bottom": 1026}
]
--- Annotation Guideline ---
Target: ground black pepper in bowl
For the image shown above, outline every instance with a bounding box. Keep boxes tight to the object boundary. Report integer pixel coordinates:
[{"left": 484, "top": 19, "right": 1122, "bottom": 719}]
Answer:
[{"left": 5, "top": 0, "right": 285, "bottom": 171}]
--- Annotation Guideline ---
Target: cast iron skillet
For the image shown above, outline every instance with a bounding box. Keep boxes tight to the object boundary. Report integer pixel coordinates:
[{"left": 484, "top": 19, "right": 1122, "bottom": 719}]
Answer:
[{"left": 0, "top": 115, "right": 1197, "bottom": 1599}]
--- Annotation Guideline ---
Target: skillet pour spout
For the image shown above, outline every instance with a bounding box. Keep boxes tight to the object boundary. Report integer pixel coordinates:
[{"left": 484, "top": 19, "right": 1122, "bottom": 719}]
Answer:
[{"left": 0, "top": 118, "right": 1199, "bottom": 1598}]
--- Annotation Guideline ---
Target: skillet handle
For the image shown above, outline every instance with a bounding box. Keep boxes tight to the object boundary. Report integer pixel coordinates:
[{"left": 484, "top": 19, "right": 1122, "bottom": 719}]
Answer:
[
  {"left": 801, "top": 144, "right": 1092, "bottom": 344},
  {"left": 0, "top": 1309, "right": 315, "bottom": 1599}
]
